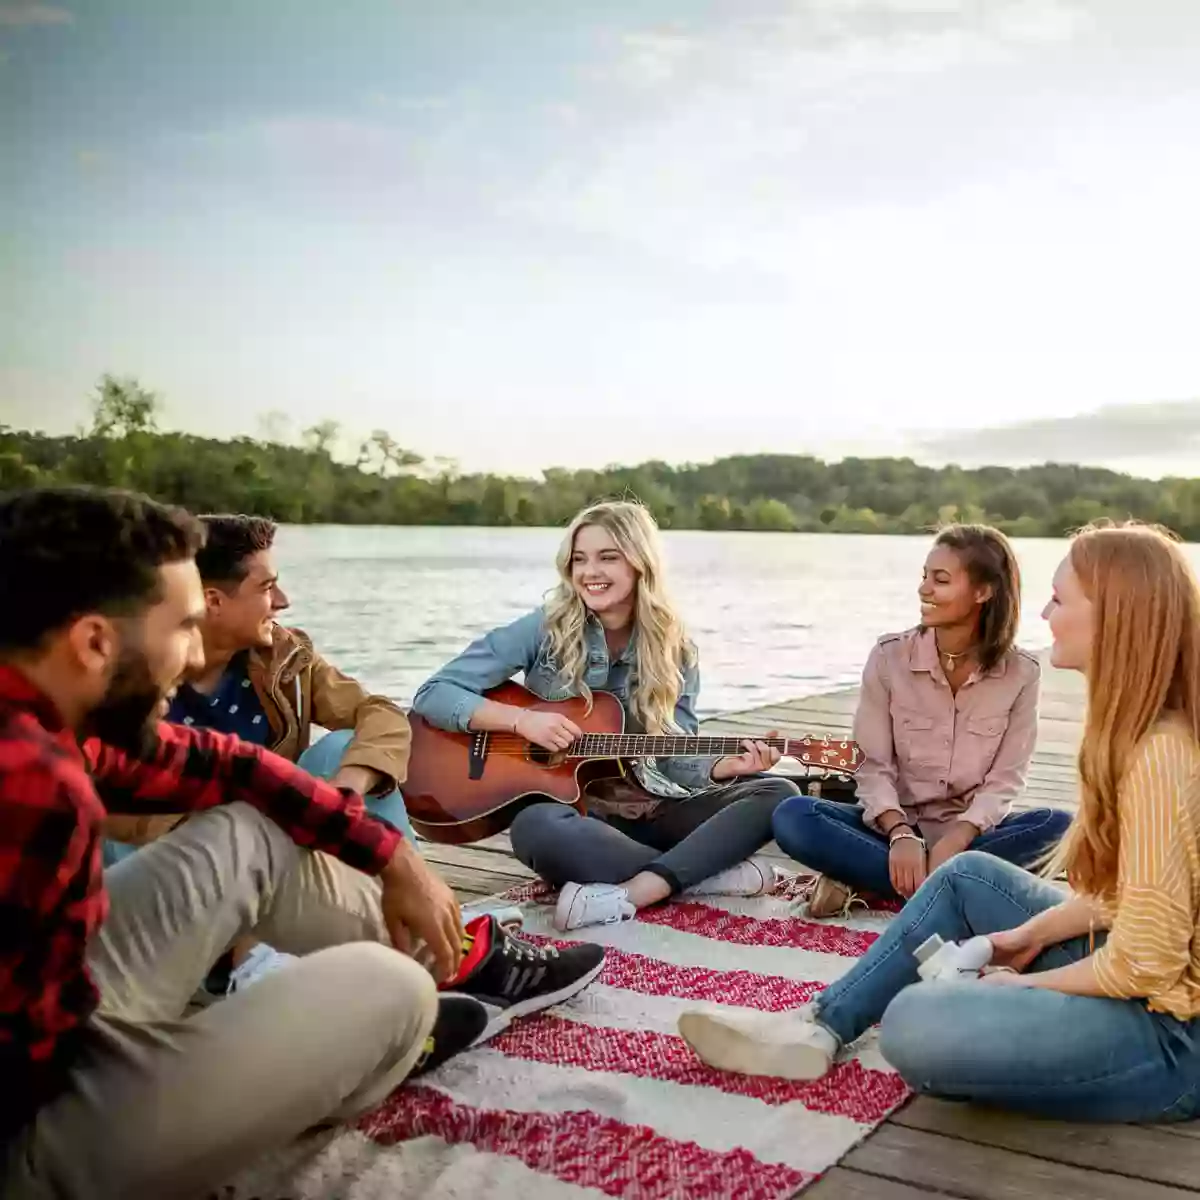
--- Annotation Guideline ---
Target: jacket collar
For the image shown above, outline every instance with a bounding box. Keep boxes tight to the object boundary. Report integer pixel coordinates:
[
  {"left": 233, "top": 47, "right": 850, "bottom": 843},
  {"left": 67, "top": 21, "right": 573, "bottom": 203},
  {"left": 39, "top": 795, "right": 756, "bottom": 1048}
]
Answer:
[
  {"left": 248, "top": 624, "right": 312, "bottom": 690},
  {"left": 584, "top": 613, "right": 637, "bottom": 668}
]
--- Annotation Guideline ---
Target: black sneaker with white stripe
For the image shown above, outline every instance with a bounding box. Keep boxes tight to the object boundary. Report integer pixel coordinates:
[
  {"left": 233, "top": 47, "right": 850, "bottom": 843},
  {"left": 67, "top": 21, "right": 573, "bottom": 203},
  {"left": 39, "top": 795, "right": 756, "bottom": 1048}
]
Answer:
[{"left": 446, "top": 913, "right": 605, "bottom": 1042}]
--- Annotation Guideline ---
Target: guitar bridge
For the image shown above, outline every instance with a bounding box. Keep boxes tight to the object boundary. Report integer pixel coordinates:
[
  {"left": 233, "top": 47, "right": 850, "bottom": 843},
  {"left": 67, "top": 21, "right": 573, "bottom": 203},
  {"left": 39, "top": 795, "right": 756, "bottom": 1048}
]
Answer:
[{"left": 468, "top": 732, "right": 488, "bottom": 781}]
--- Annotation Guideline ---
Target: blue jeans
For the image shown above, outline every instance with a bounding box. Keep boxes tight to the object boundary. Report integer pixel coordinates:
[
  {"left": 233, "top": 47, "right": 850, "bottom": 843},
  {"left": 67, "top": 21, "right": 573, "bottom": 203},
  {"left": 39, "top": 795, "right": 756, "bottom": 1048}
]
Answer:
[
  {"left": 102, "top": 729, "right": 415, "bottom": 867},
  {"left": 772, "top": 794, "right": 1071, "bottom": 898},
  {"left": 811, "top": 851, "right": 1200, "bottom": 1122}
]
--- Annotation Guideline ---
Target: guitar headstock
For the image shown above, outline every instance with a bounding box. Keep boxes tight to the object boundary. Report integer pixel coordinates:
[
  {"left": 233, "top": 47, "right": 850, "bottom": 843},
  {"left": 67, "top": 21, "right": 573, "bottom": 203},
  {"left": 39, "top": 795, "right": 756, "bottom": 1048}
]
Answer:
[{"left": 788, "top": 735, "right": 863, "bottom": 775}]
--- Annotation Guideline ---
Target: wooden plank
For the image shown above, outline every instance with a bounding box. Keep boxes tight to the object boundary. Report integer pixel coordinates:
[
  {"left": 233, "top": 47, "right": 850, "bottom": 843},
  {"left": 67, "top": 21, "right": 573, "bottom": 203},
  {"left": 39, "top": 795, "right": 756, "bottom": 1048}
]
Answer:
[
  {"left": 1156, "top": 1124, "right": 1200, "bottom": 1141},
  {"left": 842, "top": 1124, "right": 1195, "bottom": 1199},
  {"left": 422, "top": 849, "right": 535, "bottom": 888},
  {"left": 802, "top": 1166, "right": 942, "bottom": 1199},
  {"left": 420, "top": 842, "right": 536, "bottom": 880},
  {"left": 894, "top": 1099, "right": 1200, "bottom": 1190},
  {"left": 423, "top": 838, "right": 533, "bottom": 901},
  {"left": 442, "top": 864, "right": 528, "bottom": 900}
]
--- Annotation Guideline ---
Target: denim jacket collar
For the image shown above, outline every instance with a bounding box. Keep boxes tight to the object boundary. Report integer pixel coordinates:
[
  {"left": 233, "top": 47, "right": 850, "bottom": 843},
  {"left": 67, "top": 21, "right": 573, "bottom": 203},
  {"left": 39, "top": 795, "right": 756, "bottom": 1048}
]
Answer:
[{"left": 583, "top": 614, "right": 637, "bottom": 685}]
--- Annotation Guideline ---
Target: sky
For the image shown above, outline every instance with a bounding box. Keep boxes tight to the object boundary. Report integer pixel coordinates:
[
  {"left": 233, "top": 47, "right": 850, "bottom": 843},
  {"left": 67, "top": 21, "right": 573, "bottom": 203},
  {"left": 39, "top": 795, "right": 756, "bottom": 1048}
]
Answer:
[{"left": 2, "top": 0, "right": 1200, "bottom": 478}]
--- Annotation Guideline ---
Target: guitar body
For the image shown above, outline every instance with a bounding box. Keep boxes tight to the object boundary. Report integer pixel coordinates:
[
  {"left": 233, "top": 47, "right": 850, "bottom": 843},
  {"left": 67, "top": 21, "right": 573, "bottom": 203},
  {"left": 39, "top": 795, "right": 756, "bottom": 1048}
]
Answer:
[{"left": 404, "top": 681, "right": 628, "bottom": 844}]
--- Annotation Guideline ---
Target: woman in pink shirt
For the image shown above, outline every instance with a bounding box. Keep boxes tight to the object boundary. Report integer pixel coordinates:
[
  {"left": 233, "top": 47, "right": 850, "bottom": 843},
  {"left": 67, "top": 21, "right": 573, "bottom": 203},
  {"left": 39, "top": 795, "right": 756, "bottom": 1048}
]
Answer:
[{"left": 773, "top": 524, "right": 1071, "bottom": 917}]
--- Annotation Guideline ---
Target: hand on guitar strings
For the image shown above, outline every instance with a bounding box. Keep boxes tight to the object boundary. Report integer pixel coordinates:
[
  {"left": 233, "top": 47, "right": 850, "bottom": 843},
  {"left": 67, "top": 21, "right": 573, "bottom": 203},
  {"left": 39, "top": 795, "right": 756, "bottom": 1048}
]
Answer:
[
  {"left": 514, "top": 708, "right": 583, "bottom": 753},
  {"left": 710, "top": 732, "right": 783, "bottom": 781}
]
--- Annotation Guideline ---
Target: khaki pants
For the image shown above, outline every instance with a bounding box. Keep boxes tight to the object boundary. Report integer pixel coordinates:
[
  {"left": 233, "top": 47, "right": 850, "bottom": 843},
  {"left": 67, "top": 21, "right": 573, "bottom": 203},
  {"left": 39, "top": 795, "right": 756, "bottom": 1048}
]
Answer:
[{"left": 2, "top": 803, "right": 438, "bottom": 1200}]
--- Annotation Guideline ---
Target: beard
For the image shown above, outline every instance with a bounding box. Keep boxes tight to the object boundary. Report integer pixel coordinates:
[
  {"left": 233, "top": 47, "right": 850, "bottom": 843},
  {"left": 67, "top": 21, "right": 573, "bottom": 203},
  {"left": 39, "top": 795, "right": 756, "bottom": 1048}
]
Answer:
[{"left": 85, "top": 645, "right": 166, "bottom": 756}]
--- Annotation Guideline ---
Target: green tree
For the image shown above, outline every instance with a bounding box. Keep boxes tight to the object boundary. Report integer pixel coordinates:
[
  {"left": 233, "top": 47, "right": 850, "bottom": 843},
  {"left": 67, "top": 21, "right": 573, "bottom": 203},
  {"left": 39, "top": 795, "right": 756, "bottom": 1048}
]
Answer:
[
  {"left": 89, "top": 374, "right": 161, "bottom": 438},
  {"left": 745, "top": 498, "right": 797, "bottom": 531},
  {"left": 3, "top": 373, "right": 1194, "bottom": 541}
]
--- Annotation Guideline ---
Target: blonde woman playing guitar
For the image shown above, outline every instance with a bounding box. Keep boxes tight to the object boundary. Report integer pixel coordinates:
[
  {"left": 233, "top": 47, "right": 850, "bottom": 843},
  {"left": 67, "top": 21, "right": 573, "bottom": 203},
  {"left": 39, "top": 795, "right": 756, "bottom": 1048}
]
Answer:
[{"left": 411, "top": 500, "right": 803, "bottom": 932}]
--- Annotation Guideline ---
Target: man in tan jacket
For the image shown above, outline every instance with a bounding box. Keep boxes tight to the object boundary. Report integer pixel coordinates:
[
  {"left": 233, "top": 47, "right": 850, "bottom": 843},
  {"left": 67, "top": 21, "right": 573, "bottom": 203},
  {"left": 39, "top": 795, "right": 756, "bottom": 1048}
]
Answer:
[{"left": 103, "top": 513, "right": 415, "bottom": 857}]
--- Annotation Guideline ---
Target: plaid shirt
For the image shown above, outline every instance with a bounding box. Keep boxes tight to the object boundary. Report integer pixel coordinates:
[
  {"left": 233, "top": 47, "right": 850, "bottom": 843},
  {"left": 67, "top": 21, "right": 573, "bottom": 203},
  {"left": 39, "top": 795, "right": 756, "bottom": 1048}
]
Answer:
[{"left": 0, "top": 664, "right": 403, "bottom": 1139}]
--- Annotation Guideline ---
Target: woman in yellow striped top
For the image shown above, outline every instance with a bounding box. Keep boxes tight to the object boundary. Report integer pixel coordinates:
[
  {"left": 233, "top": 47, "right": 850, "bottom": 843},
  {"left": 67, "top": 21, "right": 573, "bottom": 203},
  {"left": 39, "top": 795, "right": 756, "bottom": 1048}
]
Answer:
[{"left": 679, "top": 522, "right": 1200, "bottom": 1121}]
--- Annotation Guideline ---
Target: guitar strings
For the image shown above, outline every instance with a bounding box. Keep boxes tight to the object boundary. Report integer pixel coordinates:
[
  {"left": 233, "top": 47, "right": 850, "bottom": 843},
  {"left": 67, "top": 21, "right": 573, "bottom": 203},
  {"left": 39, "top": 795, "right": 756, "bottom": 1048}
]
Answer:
[{"left": 467, "top": 733, "right": 855, "bottom": 762}]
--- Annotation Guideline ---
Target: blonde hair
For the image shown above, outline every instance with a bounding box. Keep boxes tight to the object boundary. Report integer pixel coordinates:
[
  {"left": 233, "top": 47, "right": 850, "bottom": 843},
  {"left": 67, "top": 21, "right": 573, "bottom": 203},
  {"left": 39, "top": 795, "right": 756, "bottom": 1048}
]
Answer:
[
  {"left": 542, "top": 500, "right": 695, "bottom": 733},
  {"left": 1049, "top": 522, "right": 1200, "bottom": 896}
]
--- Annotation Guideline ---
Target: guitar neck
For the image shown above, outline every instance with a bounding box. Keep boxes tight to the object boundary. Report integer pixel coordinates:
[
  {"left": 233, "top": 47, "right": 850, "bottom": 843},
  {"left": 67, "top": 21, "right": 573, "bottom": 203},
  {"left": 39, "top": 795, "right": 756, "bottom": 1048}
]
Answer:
[{"left": 570, "top": 733, "right": 852, "bottom": 764}]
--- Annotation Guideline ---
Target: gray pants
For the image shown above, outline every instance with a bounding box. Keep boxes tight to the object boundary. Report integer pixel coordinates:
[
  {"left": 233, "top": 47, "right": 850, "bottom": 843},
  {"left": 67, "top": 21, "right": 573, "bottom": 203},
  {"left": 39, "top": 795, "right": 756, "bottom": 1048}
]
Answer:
[
  {"left": 3, "top": 803, "right": 438, "bottom": 1200},
  {"left": 509, "top": 776, "right": 799, "bottom": 892}
]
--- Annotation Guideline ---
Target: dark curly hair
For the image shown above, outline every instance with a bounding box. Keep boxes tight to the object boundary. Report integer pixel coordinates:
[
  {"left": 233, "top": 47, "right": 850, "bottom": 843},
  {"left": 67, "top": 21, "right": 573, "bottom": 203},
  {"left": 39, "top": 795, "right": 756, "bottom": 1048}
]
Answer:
[
  {"left": 933, "top": 523, "right": 1022, "bottom": 673},
  {"left": 0, "top": 486, "right": 205, "bottom": 654},
  {"left": 194, "top": 514, "right": 277, "bottom": 587}
]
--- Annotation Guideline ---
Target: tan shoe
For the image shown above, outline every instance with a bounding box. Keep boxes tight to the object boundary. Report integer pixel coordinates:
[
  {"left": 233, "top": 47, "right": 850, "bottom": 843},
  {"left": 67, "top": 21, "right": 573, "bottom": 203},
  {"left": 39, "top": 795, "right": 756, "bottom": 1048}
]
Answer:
[{"left": 797, "top": 874, "right": 859, "bottom": 920}]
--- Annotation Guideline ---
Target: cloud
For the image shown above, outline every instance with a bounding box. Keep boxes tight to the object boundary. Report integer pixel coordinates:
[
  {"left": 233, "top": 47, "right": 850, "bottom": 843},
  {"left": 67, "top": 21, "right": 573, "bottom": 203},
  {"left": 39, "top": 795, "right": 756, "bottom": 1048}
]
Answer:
[
  {"left": 75, "top": 148, "right": 110, "bottom": 174},
  {"left": 0, "top": 4, "right": 72, "bottom": 27},
  {"left": 365, "top": 91, "right": 455, "bottom": 113},
  {"left": 516, "top": 0, "right": 1095, "bottom": 273},
  {"left": 607, "top": 30, "right": 697, "bottom": 88},
  {"left": 917, "top": 402, "right": 1200, "bottom": 468}
]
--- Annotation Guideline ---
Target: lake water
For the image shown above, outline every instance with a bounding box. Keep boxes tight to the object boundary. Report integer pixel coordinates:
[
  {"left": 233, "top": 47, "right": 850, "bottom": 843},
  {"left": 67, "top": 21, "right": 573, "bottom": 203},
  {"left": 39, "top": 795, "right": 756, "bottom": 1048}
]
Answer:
[{"left": 275, "top": 526, "right": 1199, "bottom": 719}]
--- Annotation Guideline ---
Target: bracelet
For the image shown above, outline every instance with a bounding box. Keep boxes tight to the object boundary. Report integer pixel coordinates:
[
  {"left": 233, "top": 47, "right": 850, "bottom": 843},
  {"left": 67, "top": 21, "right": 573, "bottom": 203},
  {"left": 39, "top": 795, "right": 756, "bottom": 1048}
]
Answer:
[
  {"left": 511, "top": 711, "right": 524, "bottom": 736},
  {"left": 888, "top": 829, "right": 925, "bottom": 850}
]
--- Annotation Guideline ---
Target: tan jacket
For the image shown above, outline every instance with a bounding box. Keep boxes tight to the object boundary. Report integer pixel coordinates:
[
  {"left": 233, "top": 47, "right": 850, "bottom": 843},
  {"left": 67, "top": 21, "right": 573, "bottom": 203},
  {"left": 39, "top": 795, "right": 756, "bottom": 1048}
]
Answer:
[
  {"left": 852, "top": 626, "right": 1040, "bottom": 844},
  {"left": 103, "top": 625, "right": 411, "bottom": 846}
]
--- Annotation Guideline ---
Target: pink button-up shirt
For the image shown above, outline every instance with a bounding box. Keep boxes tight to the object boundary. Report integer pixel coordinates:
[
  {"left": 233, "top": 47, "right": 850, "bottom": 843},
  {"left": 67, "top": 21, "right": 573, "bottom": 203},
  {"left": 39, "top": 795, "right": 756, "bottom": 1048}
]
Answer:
[{"left": 852, "top": 626, "right": 1040, "bottom": 845}]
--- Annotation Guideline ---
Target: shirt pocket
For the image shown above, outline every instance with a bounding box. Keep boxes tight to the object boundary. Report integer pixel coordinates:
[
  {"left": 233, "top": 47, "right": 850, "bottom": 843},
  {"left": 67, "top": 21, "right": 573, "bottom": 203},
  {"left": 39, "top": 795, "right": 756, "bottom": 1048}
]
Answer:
[
  {"left": 965, "top": 713, "right": 1010, "bottom": 762},
  {"left": 892, "top": 709, "right": 940, "bottom": 770}
]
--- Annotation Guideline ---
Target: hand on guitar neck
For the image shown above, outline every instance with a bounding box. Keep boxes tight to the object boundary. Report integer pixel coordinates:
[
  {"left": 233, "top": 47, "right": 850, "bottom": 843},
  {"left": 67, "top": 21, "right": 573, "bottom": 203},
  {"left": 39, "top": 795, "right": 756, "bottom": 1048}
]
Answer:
[{"left": 709, "top": 733, "right": 783, "bottom": 781}]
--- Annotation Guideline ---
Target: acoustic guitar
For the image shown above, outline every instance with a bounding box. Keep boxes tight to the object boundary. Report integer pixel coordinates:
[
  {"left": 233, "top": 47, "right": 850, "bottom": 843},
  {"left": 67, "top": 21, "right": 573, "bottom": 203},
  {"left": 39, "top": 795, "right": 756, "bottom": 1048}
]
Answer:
[{"left": 404, "top": 681, "right": 862, "bottom": 844}]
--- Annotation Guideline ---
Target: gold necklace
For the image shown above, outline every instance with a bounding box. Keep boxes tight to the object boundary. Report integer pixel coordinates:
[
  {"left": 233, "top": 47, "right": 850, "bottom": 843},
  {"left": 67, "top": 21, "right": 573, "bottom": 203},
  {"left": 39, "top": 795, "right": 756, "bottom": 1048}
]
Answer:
[{"left": 938, "top": 645, "right": 976, "bottom": 672}]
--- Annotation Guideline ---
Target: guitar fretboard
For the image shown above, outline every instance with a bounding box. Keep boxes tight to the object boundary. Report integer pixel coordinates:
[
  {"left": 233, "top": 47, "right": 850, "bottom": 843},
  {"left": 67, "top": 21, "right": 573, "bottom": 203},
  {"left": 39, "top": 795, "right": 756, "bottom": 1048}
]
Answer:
[{"left": 568, "top": 733, "right": 858, "bottom": 769}]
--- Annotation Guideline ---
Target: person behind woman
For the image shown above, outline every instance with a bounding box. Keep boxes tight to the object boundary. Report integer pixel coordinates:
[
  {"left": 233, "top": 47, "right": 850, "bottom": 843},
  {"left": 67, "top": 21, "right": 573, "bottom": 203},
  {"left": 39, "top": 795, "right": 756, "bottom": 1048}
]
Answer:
[
  {"left": 411, "top": 500, "right": 799, "bottom": 932},
  {"left": 774, "top": 524, "right": 1070, "bottom": 919},
  {"left": 678, "top": 522, "right": 1200, "bottom": 1124}
]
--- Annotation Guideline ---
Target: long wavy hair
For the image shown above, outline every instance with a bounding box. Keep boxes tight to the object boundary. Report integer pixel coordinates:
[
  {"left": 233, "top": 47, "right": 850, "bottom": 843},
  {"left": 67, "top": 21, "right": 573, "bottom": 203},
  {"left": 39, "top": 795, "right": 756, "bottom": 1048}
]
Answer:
[
  {"left": 542, "top": 500, "right": 695, "bottom": 733},
  {"left": 1048, "top": 522, "right": 1200, "bottom": 896}
]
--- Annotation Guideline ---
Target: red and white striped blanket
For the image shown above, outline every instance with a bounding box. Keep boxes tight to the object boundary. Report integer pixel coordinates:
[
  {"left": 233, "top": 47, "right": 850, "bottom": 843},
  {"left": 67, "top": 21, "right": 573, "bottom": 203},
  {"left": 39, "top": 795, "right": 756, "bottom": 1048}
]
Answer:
[{"left": 223, "top": 882, "right": 908, "bottom": 1199}]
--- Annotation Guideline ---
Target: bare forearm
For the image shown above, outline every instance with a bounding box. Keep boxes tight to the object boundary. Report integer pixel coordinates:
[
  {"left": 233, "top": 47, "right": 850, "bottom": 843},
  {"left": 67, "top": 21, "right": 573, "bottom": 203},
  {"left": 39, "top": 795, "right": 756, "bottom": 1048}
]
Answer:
[
  {"left": 467, "top": 699, "right": 526, "bottom": 733},
  {"left": 1024, "top": 955, "right": 1107, "bottom": 997},
  {"left": 1025, "top": 894, "right": 1107, "bottom": 948}
]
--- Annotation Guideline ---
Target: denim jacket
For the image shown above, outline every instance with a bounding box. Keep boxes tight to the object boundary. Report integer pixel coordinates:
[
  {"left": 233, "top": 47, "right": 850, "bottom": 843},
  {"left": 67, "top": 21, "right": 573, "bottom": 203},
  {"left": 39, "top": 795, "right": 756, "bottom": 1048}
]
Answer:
[{"left": 410, "top": 608, "right": 718, "bottom": 798}]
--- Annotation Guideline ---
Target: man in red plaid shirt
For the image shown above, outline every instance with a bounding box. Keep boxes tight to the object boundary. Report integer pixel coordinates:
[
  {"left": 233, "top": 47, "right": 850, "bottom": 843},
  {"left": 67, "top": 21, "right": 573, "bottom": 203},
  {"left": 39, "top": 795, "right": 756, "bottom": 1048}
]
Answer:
[{"left": 0, "top": 488, "right": 477, "bottom": 1196}]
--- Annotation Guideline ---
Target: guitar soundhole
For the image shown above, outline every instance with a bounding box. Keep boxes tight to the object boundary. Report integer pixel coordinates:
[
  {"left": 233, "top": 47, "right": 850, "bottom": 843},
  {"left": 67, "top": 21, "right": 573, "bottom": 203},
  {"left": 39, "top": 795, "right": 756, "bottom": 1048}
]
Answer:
[{"left": 527, "top": 745, "right": 568, "bottom": 768}]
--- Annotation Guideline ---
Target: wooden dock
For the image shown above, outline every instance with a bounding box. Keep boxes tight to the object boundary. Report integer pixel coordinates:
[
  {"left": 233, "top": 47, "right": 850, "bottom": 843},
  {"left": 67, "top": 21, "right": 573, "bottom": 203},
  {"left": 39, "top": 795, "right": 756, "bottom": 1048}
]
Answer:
[{"left": 420, "top": 652, "right": 1200, "bottom": 1199}]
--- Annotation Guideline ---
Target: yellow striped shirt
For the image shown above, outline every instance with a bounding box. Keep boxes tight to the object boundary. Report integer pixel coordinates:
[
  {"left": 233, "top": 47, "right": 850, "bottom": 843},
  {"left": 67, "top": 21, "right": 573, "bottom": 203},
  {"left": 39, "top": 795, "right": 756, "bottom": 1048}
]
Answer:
[{"left": 1091, "top": 720, "right": 1200, "bottom": 1020}]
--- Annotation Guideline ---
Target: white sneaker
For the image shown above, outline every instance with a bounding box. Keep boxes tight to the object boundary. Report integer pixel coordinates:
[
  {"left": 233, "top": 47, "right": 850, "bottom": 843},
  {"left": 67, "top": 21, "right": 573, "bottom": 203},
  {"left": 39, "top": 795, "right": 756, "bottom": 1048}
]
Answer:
[
  {"left": 677, "top": 1004, "right": 839, "bottom": 1081},
  {"left": 554, "top": 883, "right": 636, "bottom": 932},
  {"left": 228, "top": 944, "right": 298, "bottom": 993},
  {"left": 686, "top": 856, "right": 780, "bottom": 898}
]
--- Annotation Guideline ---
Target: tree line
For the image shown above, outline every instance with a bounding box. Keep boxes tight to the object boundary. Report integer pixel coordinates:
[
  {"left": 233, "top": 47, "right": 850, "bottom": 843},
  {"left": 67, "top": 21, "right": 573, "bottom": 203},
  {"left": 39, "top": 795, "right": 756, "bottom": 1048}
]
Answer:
[{"left": 3, "top": 375, "right": 1196, "bottom": 539}]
